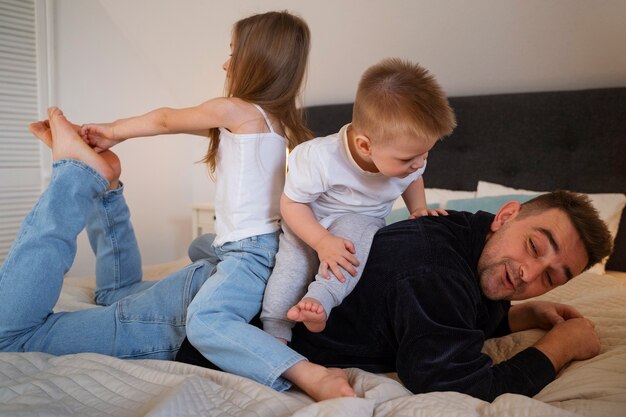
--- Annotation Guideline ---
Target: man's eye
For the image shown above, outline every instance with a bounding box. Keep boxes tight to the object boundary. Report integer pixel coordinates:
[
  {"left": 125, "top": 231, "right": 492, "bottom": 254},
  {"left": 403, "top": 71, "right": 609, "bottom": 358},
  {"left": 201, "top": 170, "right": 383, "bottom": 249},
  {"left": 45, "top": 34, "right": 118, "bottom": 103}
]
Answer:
[{"left": 529, "top": 239, "right": 538, "bottom": 255}]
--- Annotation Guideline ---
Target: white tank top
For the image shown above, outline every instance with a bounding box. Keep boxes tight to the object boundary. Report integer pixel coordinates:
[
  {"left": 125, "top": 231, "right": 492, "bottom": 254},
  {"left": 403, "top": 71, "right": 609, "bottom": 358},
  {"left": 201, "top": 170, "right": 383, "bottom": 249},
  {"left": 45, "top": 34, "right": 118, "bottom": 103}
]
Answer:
[{"left": 213, "top": 104, "right": 287, "bottom": 246}]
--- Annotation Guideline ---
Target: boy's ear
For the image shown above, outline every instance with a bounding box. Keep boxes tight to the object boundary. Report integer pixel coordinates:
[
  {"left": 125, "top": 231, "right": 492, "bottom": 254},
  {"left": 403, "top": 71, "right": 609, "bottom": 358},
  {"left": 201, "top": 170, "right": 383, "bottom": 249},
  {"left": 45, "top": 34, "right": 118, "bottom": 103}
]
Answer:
[
  {"left": 354, "top": 134, "right": 372, "bottom": 156},
  {"left": 490, "top": 201, "right": 522, "bottom": 232}
]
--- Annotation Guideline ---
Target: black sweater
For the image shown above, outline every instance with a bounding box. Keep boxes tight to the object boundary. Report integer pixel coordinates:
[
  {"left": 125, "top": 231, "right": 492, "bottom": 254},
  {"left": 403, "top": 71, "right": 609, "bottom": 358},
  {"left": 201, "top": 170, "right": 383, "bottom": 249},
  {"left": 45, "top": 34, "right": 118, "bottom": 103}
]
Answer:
[{"left": 290, "top": 210, "right": 555, "bottom": 401}]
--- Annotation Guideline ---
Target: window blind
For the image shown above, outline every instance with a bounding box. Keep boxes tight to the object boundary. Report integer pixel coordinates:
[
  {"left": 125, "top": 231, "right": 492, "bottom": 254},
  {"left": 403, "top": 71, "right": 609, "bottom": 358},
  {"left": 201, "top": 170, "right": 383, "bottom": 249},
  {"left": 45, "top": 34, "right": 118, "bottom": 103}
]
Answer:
[{"left": 0, "top": 0, "right": 41, "bottom": 263}]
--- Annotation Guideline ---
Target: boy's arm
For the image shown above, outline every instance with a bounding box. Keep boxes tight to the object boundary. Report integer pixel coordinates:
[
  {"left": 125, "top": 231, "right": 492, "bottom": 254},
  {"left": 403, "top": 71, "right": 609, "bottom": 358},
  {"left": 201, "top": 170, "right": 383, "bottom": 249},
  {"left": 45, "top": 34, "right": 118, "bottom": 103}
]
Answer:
[
  {"left": 280, "top": 193, "right": 358, "bottom": 282},
  {"left": 80, "top": 97, "right": 235, "bottom": 151},
  {"left": 402, "top": 177, "right": 447, "bottom": 218}
]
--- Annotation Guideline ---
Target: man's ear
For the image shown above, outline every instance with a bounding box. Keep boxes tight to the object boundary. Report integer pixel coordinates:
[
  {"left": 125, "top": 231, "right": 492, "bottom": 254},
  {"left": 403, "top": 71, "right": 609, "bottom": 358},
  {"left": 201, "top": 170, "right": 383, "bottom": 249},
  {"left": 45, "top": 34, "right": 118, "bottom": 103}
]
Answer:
[{"left": 490, "top": 200, "right": 522, "bottom": 232}]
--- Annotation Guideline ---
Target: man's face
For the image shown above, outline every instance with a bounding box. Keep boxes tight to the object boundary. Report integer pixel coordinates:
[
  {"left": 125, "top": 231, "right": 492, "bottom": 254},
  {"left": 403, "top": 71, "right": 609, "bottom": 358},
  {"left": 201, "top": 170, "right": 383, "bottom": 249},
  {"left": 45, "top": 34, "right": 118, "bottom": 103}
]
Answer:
[{"left": 477, "top": 203, "right": 589, "bottom": 301}]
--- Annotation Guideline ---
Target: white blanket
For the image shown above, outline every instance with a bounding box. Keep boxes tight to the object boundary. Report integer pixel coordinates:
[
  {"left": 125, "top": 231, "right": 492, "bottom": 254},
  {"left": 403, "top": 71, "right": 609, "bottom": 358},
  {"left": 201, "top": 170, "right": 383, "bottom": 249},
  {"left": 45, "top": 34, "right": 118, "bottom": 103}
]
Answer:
[{"left": 1, "top": 265, "right": 625, "bottom": 417}]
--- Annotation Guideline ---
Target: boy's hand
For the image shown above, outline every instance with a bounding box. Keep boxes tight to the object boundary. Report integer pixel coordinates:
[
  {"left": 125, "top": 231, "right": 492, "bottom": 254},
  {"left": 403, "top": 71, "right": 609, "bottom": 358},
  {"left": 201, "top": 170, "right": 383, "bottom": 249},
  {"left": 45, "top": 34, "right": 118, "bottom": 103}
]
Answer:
[
  {"left": 313, "top": 234, "right": 359, "bottom": 282},
  {"left": 80, "top": 123, "right": 120, "bottom": 152},
  {"left": 409, "top": 207, "right": 448, "bottom": 219}
]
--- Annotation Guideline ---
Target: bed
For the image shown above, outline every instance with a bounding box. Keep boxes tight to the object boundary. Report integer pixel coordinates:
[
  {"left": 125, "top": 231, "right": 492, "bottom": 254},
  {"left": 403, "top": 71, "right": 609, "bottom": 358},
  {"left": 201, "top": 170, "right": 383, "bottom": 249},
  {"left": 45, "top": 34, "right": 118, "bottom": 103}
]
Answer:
[{"left": 1, "top": 87, "right": 625, "bottom": 417}]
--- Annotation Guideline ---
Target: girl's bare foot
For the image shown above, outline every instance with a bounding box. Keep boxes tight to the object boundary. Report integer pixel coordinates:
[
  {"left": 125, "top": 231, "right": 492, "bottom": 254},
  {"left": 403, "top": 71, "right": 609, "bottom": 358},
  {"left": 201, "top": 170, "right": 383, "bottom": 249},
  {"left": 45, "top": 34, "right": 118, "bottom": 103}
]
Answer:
[
  {"left": 282, "top": 361, "right": 355, "bottom": 401},
  {"left": 287, "top": 297, "right": 327, "bottom": 332}
]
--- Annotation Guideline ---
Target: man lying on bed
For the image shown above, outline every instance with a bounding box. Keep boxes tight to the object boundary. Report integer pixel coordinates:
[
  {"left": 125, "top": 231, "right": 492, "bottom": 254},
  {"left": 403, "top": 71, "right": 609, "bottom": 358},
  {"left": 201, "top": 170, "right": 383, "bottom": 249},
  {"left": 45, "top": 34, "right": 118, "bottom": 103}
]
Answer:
[
  {"left": 288, "top": 191, "right": 612, "bottom": 400},
  {"left": 178, "top": 187, "right": 613, "bottom": 401},
  {"left": 0, "top": 108, "right": 612, "bottom": 403}
]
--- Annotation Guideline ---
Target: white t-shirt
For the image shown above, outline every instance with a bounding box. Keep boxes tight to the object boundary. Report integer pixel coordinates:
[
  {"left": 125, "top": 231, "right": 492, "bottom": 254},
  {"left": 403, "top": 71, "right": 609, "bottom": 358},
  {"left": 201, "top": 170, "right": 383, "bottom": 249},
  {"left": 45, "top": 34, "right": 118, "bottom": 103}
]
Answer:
[
  {"left": 213, "top": 122, "right": 286, "bottom": 246},
  {"left": 284, "top": 124, "right": 426, "bottom": 228}
]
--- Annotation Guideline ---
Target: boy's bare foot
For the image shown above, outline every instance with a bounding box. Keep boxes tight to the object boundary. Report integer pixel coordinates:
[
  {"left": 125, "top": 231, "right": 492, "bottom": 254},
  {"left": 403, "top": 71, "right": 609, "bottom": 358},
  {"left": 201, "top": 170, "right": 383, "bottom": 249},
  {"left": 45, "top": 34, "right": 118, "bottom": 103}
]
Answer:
[
  {"left": 32, "top": 108, "right": 120, "bottom": 188},
  {"left": 282, "top": 361, "right": 355, "bottom": 401},
  {"left": 287, "top": 297, "right": 328, "bottom": 333}
]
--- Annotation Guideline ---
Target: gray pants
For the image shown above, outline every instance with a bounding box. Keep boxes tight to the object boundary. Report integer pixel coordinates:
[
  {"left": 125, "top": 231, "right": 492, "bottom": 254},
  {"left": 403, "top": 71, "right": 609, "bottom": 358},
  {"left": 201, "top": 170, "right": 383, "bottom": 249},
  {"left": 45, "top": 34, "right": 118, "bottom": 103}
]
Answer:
[{"left": 261, "top": 214, "right": 384, "bottom": 341}]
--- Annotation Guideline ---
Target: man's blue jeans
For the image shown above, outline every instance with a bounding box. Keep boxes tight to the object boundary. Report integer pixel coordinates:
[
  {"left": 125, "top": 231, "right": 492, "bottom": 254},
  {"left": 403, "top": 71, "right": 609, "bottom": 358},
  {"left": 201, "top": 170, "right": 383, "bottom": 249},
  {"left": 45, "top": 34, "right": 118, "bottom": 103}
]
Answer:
[{"left": 0, "top": 160, "right": 213, "bottom": 359}]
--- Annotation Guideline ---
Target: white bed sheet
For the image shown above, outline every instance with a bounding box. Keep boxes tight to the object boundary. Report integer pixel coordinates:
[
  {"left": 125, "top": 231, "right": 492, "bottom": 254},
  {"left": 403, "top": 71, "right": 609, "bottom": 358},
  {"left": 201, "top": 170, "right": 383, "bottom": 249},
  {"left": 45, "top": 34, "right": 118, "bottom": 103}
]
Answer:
[{"left": 1, "top": 262, "right": 625, "bottom": 417}]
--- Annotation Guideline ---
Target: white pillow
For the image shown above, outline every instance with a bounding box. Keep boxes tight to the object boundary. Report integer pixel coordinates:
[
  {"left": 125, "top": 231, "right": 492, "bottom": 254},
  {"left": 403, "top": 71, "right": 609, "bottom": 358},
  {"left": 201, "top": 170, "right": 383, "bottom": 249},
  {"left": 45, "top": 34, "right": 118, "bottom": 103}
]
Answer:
[
  {"left": 426, "top": 188, "right": 478, "bottom": 208},
  {"left": 476, "top": 181, "right": 626, "bottom": 275},
  {"left": 391, "top": 188, "right": 477, "bottom": 210}
]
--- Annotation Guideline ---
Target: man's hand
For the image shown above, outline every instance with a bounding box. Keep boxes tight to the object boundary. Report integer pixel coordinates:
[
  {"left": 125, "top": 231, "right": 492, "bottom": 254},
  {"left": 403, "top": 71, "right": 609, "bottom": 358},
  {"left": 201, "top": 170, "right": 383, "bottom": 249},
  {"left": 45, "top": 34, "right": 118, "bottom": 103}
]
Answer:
[
  {"left": 80, "top": 123, "right": 120, "bottom": 152},
  {"left": 533, "top": 317, "right": 600, "bottom": 372},
  {"left": 313, "top": 234, "right": 359, "bottom": 282},
  {"left": 509, "top": 301, "right": 583, "bottom": 332}
]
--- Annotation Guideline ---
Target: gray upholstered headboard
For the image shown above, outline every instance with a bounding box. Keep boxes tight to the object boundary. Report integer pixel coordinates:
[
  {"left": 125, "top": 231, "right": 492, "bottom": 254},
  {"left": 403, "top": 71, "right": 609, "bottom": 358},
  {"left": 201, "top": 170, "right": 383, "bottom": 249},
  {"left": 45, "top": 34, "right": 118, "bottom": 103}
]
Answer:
[{"left": 304, "top": 87, "right": 626, "bottom": 270}]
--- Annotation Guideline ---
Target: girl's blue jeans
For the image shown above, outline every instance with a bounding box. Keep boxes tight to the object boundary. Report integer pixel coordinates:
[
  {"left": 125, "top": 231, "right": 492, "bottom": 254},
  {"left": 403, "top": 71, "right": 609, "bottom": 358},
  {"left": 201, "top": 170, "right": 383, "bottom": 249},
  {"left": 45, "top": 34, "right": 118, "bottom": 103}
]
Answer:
[
  {"left": 186, "top": 233, "right": 306, "bottom": 391},
  {"left": 0, "top": 159, "right": 305, "bottom": 391}
]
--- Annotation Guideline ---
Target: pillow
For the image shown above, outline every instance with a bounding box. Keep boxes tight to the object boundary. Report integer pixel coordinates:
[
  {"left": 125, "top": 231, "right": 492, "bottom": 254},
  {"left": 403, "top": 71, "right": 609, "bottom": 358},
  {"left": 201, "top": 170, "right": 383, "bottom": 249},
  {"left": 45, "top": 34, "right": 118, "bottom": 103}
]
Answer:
[
  {"left": 476, "top": 181, "right": 626, "bottom": 274},
  {"left": 386, "top": 188, "right": 476, "bottom": 225},
  {"left": 446, "top": 194, "right": 538, "bottom": 214},
  {"left": 385, "top": 207, "right": 410, "bottom": 224},
  {"left": 425, "top": 188, "right": 477, "bottom": 208}
]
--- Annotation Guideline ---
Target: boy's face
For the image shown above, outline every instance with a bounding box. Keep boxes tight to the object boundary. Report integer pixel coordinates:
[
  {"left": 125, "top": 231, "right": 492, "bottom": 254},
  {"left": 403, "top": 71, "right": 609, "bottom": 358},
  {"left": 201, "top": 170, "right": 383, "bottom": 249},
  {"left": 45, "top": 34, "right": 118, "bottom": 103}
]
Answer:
[{"left": 368, "top": 134, "right": 433, "bottom": 178}]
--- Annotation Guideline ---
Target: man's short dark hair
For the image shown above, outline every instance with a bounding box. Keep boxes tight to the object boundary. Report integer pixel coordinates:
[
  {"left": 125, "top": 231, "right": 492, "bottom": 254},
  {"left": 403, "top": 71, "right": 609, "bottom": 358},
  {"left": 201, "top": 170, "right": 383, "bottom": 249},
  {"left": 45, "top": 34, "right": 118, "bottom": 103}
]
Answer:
[{"left": 520, "top": 190, "right": 613, "bottom": 270}]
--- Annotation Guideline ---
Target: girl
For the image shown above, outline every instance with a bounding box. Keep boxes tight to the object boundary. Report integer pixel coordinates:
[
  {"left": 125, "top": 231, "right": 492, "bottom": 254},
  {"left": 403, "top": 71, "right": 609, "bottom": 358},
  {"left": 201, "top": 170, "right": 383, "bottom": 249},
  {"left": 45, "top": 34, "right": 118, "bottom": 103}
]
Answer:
[{"left": 82, "top": 11, "right": 354, "bottom": 400}]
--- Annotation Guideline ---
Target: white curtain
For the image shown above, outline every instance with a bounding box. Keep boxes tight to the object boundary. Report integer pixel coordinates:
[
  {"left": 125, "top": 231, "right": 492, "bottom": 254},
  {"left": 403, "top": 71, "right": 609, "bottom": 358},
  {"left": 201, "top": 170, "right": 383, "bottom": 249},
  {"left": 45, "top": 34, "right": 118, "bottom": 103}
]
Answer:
[{"left": 0, "top": 0, "right": 43, "bottom": 263}]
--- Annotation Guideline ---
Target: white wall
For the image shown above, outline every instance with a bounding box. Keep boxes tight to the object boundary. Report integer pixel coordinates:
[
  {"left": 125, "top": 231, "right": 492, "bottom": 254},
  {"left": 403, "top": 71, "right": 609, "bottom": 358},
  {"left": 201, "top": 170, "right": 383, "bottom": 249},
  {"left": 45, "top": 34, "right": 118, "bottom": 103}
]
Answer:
[{"left": 51, "top": 0, "right": 626, "bottom": 275}]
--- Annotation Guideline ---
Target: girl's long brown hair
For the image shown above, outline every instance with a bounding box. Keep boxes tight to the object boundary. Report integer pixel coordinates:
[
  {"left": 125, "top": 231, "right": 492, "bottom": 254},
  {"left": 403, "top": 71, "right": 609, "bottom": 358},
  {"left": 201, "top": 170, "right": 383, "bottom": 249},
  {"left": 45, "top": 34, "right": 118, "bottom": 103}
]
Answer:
[{"left": 203, "top": 11, "right": 312, "bottom": 173}]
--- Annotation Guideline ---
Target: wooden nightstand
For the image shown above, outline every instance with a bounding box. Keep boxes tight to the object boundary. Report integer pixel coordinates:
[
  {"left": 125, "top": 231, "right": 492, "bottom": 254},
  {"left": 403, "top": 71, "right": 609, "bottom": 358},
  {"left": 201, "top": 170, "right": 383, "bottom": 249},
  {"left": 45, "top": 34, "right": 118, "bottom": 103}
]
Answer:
[{"left": 191, "top": 203, "right": 216, "bottom": 239}]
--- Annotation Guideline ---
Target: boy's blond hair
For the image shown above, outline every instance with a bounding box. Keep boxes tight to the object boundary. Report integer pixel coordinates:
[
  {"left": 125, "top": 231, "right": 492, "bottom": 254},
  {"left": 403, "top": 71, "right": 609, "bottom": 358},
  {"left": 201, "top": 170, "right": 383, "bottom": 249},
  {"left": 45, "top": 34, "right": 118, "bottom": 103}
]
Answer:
[{"left": 352, "top": 58, "right": 456, "bottom": 144}]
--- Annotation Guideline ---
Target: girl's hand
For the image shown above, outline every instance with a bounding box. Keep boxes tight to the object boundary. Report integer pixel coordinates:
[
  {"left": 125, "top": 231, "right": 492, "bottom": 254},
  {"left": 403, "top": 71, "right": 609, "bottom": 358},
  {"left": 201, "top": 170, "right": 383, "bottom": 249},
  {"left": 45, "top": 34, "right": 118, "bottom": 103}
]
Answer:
[
  {"left": 409, "top": 207, "right": 448, "bottom": 219},
  {"left": 313, "top": 234, "right": 359, "bottom": 282},
  {"left": 80, "top": 123, "right": 120, "bottom": 152}
]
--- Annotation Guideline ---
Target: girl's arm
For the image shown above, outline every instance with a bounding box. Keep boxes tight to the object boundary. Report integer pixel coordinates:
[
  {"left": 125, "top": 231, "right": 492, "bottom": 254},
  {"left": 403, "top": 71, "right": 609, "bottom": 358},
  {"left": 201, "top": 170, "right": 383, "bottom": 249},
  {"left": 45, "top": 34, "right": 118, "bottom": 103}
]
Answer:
[
  {"left": 403, "top": 177, "right": 447, "bottom": 218},
  {"left": 80, "top": 97, "right": 237, "bottom": 151},
  {"left": 280, "top": 193, "right": 358, "bottom": 282}
]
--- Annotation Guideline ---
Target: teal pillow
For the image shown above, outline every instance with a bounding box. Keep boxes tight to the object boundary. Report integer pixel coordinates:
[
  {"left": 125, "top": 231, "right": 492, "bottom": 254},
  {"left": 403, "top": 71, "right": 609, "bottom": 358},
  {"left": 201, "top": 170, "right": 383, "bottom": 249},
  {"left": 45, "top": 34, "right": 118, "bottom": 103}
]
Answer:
[
  {"left": 445, "top": 194, "right": 538, "bottom": 214},
  {"left": 385, "top": 203, "right": 439, "bottom": 225}
]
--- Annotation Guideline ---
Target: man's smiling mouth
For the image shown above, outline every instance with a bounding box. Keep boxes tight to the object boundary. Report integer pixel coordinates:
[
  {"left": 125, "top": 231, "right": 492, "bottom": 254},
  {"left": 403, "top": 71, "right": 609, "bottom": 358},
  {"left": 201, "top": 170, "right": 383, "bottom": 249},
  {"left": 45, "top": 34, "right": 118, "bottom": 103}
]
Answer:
[{"left": 504, "top": 265, "right": 515, "bottom": 290}]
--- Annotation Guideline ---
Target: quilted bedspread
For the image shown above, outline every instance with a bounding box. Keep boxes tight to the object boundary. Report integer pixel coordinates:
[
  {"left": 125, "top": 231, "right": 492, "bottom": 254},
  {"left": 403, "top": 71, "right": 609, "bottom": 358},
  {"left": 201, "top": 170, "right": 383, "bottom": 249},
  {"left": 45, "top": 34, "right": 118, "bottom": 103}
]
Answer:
[{"left": 1, "top": 266, "right": 625, "bottom": 417}]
